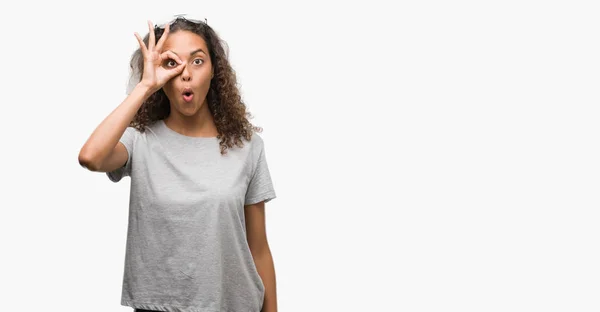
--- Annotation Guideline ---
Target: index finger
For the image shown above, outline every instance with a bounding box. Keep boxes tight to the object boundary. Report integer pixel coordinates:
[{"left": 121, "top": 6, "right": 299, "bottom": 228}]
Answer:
[
  {"left": 155, "top": 23, "right": 170, "bottom": 52},
  {"left": 161, "top": 50, "right": 183, "bottom": 65}
]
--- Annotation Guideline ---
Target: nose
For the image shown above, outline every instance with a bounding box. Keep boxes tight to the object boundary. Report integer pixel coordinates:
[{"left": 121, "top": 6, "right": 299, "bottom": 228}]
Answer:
[{"left": 181, "top": 64, "right": 191, "bottom": 81}]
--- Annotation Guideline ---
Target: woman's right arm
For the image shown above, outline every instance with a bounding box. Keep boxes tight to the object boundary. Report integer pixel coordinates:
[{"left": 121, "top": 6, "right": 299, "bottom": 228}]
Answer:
[
  {"left": 78, "top": 20, "right": 185, "bottom": 173},
  {"left": 78, "top": 83, "right": 152, "bottom": 172}
]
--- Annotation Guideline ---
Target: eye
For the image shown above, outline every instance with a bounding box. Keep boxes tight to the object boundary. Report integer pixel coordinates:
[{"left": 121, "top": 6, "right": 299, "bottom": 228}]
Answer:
[
  {"left": 193, "top": 58, "right": 204, "bottom": 65},
  {"left": 165, "top": 59, "right": 177, "bottom": 67}
]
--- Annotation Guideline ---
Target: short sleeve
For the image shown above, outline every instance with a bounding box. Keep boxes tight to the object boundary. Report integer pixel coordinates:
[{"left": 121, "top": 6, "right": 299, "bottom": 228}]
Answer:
[
  {"left": 245, "top": 137, "right": 277, "bottom": 206},
  {"left": 106, "top": 127, "right": 137, "bottom": 183}
]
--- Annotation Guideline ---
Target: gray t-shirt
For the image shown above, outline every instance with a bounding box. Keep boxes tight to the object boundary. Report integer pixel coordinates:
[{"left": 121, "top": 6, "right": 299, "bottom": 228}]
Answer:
[{"left": 107, "top": 119, "right": 276, "bottom": 312}]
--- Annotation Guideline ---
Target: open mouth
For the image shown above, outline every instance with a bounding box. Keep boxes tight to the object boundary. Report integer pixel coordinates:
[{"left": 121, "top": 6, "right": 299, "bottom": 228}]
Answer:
[{"left": 182, "top": 88, "right": 194, "bottom": 102}]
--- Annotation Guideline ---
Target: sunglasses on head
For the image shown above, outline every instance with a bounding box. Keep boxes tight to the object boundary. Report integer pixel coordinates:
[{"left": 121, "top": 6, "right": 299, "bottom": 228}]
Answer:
[{"left": 154, "top": 14, "right": 208, "bottom": 29}]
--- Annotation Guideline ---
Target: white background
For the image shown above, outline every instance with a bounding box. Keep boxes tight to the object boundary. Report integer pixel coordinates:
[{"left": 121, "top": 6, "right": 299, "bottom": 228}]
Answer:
[{"left": 1, "top": 0, "right": 598, "bottom": 311}]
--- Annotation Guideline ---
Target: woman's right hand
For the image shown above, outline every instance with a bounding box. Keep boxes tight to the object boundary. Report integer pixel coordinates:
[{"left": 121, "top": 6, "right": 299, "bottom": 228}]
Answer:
[{"left": 134, "top": 20, "right": 185, "bottom": 93}]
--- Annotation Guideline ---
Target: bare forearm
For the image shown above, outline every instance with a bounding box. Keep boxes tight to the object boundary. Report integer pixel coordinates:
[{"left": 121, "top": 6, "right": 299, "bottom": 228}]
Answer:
[
  {"left": 254, "top": 247, "right": 277, "bottom": 312},
  {"left": 78, "top": 83, "right": 152, "bottom": 167}
]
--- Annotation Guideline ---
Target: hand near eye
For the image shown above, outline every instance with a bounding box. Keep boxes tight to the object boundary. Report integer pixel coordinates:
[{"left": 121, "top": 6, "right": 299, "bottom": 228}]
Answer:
[{"left": 134, "top": 20, "right": 185, "bottom": 93}]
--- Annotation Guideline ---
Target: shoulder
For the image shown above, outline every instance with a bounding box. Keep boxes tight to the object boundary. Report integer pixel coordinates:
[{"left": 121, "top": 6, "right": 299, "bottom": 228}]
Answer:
[
  {"left": 248, "top": 131, "right": 264, "bottom": 147},
  {"left": 119, "top": 123, "right": 161, "bottom": 150},
  {"left": 118, "top": 126, "right": 141, "bottom": 148},
  {"left": 124, "top": 126, "right": 140, "bottom": 136},
  {"left": 242, "top": 131, "right": 266, "bottom": 157},
  {"left": 126, "top": 121, "right": 160, "bottom": 139},
  {"left": 124, "top": 124, "right": 147, "bottom": 137},
  {"left": 231, "top": 131, "right": 265, "bottom": 164}
]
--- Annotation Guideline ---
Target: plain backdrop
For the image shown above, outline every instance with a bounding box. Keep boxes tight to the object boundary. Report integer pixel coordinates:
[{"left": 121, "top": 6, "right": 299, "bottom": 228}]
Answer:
[{"left": 1, "top": 0, "right": 599, "bottom": 311}]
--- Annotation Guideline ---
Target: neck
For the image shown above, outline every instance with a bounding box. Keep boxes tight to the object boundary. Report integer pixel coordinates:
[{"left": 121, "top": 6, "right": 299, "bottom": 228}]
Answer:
[{"left": 164, "top": 100, "right": 218, "bottom": 137}]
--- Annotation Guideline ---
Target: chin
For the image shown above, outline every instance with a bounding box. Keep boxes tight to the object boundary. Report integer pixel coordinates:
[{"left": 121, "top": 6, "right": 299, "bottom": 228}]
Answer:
[{"left": 176, "top": 102, "right": 203, "bottom": 116}]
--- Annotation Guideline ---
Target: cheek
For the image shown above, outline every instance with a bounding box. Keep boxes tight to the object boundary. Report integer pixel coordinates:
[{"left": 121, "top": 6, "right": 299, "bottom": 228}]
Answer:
[
  {"left": 199, "top": 71, "right": 213, "bottom": 86},
  {"left": 199, "top": 65, "right": 212, "bottom": 81},
  {"left": 162, "top": 81, "right": 176, "bottom": 97}
]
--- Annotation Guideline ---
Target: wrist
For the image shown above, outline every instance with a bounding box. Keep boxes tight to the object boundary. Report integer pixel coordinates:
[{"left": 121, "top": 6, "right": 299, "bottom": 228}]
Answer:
[{"left": 134, "top": 82, "right": 156, "bottom": 98}]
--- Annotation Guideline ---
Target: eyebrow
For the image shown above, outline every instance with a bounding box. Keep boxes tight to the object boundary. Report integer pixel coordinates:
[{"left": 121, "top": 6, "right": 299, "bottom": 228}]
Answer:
[{"left": 170, "top": 48, "right": 207, "bottom": 56}]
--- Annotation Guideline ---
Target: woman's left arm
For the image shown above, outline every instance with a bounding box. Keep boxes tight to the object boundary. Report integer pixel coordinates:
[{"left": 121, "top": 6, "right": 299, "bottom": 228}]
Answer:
[{"left": 245, "top": 201, "right": 278, "bottom": 312}]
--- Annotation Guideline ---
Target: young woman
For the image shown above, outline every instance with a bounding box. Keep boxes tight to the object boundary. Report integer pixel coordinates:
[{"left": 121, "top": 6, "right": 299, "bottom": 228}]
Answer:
[{"left": 78, "top": 16, "right": 278, "bottom": 312}]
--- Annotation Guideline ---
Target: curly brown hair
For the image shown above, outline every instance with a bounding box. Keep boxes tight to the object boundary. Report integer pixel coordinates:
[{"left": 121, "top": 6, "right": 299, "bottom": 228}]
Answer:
[{"left": 127, "top": 17, "right": 261, "bottom": 155}]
